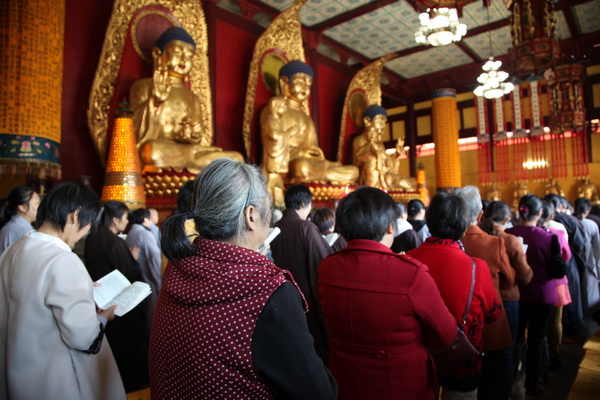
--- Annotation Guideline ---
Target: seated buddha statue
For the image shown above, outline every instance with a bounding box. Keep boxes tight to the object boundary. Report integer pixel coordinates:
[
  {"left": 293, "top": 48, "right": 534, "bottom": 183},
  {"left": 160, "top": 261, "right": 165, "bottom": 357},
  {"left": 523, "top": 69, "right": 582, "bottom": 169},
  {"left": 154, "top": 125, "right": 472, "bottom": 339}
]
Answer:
[
  {"left": 352, "top": 105, "right": 416, "bottom": 190},
  {"left": 260, "top": 60, "right": 358, "bottom": 188},
  {"left": 545, "top": 177, "right": 565, "bottom": 197},
  {"left": 578, "top": 178, "right": 600, "bottom": 205},
  {"left": 352, "top": 105, "right": 389, "bottom": 189},
  {"left": 130, "top": 27, "right": 242, "bottom": 172},
  {"left": 486, "top": 182, "right": 502, "bottom": 202}
]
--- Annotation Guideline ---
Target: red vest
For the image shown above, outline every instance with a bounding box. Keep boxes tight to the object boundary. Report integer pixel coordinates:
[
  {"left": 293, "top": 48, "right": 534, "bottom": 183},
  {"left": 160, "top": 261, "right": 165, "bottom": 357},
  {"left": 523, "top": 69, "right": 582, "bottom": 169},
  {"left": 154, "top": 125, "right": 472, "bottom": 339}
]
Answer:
[{"left": 149, "top": 238, "right": 302, "bottom": 399}]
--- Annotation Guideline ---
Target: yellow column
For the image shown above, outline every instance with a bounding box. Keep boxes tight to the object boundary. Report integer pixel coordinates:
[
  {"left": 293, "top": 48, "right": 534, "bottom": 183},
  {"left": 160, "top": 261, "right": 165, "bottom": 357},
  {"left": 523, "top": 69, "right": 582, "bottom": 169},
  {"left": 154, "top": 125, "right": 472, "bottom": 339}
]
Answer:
[
  {"left": 432, "top": 88, "right": 461, "bottom": 192},
  {"left": 0, "top": 0, "right": 64, "bottom": 178}
]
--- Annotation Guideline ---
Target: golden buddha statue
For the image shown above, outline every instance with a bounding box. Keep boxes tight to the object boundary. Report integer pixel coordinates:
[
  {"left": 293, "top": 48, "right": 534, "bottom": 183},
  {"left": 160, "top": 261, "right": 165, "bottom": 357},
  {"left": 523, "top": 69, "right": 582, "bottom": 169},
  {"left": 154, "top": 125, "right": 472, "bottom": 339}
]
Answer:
[
  {"left": 545, "top": 177, "right": 565, "bottom": 197},
  {"left": 385, "top": 138, "right": 417, "bottom": 191},
  {"left": 486, "top": 182, "right": 502, "bottom": 202},
  {"left": 513, "top": 181, "right": 529, "bottom": 209},
  {"left": 578, "top": 178, "right": 600, "bottom": 205},
  {"left": 350, "top": 105, "right": 415, "bottom": 191},
  {"left": 352, "top": 105, "right": 388, "bottom": 189},
  {"left": 130, "top": 27, "right": 242, "bottom": 172},
  {"left": 260, "top": 60, "right": 358, "bottom": 188}
]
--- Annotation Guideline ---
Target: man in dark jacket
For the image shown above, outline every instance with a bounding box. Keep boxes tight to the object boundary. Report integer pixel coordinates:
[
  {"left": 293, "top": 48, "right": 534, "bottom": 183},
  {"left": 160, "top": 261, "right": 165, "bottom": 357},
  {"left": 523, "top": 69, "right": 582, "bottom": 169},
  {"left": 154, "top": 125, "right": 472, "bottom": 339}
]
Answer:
[
  {"left": 271, "top": 184, "right": 333, "bottom": 363},
  {"left": 546, "top": 194, "right": 586, "bottom": 340}
]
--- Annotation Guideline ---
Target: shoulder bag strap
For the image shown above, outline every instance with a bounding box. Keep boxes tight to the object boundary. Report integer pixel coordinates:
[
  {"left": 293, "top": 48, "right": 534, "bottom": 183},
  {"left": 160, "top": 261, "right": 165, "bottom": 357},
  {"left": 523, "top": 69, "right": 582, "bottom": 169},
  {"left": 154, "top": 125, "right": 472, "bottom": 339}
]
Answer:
[{"left": 460, "top": 257, "right": 476, "bottom": 329}]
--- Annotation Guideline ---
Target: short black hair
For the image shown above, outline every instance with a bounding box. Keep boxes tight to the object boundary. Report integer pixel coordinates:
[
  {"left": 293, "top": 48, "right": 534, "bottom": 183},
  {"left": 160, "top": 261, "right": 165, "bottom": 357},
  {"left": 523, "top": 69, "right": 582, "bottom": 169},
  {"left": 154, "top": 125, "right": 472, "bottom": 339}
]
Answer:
[
  {"left": 36, "top": 182, "right": 101, "bottom": 232},
  {"left": 407, "top": 199, "right": 425, "bottom": 218},
  {"left": 396, "top": 202, "right": 407, "bottom": 216},
  {"left": 312, "top": 207, "right": 335, "bottom": 234},
  {"left": 336, "top": 187, "right": 398, "bottom": 242},
  {"left": 284, "top": 184, "right": 312, "bottom": 210},
  {"left": 100, "top": 201, "right": 128, "bottom": 229},
  {"left": 544, "top": 193, "right": 561, "bottom": 210},
  {"left": 426, "top": 193, "right": 470, "bottom": 241},
  {"left": 130, "top": 208, "right": 150, "bottom": 225}
]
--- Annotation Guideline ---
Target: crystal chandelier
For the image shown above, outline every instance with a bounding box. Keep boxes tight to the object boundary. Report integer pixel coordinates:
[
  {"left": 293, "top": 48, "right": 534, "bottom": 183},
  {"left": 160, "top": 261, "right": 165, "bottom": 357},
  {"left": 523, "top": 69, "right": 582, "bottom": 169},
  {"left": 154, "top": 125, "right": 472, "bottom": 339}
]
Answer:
[
  {"left": 473, "top": 57, "right": 514, "bottom": 99},
  {"left": 415, "top": 8, "right": 467, "bottom": 47}
]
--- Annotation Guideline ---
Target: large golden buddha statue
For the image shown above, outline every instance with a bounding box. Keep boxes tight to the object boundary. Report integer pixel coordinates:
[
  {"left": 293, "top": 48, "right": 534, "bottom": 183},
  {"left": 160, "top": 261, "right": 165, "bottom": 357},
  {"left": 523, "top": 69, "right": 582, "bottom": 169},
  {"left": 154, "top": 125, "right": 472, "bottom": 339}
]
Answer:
[
  {"left": 260, "top": 60, "right": 358, "bottom": 189},
  {"left": 130, "top": 27, "right": 242, "bottom": 172}
]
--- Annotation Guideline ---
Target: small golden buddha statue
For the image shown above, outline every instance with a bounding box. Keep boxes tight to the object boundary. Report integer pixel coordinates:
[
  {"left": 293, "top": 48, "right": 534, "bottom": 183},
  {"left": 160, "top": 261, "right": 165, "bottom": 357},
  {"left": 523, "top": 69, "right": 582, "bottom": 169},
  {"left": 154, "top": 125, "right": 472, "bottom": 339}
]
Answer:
[
  {"left": 130, "top": 27, "right": 242, "bottom": 172},
  {"left": 578, "top": 178, "right": 600, "bottom": 205},
  {"left": 260, "top": 60, "right": 358, "bottom": 188},
  {"left": 385, "top": 138, "right": 417, "bottom": 191},
  {"left": 513, "top": 181, "right": 529, "bottom": 209},
  {"left": 545, "top": 177, "right": 565, "bottom": 197},
  {"left": 486, "top": 182, "right": 502, "bottom": 202},
  {"left": 352, "top": 105, "right": 389, "bottom": 189}
]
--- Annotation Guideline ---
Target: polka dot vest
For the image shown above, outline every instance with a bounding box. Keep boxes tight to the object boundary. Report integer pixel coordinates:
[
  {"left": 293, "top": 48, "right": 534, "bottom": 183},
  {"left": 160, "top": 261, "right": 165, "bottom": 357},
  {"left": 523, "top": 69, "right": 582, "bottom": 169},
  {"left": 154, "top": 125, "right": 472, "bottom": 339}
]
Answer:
[{"left": 149, "top": 238, "right": 306, "bottom": 399}]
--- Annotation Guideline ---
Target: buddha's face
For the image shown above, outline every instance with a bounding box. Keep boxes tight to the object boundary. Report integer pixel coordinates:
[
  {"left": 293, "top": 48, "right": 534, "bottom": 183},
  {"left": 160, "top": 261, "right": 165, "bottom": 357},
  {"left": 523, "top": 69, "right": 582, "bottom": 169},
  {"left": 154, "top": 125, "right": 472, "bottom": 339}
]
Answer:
[
  {"left": 162, "top": 40, "right": 195, "bottom": 77},
  {"left": 285, "top": 73, "right": 313, "bottom": 103},
  {"left": 371, "top": 114, "right": 387, "bottom": 135},
  {"left": 365, "top": 114, "right": 387, "bottom": 137}
]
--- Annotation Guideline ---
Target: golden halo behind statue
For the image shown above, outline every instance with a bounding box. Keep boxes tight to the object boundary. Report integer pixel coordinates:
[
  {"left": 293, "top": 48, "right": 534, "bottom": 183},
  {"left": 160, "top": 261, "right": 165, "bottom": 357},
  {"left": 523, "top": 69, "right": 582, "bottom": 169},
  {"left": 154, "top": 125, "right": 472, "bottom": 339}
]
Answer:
[
  {"left": 261, "top": 51, "right": 287, "bottom": 96},
  {"left": 350, "top": 91, "right": 368, "bottom": 128},
  {"left": 130, "top": 9, "right": 179, "bottom": 64}
]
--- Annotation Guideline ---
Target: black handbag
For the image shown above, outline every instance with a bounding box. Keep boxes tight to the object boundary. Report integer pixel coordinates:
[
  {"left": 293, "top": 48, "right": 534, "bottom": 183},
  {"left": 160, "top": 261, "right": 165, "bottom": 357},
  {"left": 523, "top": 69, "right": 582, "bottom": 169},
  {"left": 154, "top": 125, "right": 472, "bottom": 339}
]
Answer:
[
  {"left": 547, "top": 233, "right": 567, "bottom": 279},
  {"left": 429, "top": 257, "right": 480, "bottom": 378}
]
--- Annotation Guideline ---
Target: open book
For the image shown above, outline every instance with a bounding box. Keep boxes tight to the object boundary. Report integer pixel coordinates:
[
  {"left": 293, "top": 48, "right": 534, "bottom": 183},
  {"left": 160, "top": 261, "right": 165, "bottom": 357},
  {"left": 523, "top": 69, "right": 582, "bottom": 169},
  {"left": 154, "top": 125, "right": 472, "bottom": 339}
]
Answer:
[{"left": 93, "top": 269, "right": 151, "bottom": 317}]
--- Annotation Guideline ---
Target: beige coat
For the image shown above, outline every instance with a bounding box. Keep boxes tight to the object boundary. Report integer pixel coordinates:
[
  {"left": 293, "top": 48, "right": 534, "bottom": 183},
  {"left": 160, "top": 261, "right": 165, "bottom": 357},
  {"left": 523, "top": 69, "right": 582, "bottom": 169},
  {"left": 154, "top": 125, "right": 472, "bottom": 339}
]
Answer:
[{"left": 0, "top": 232, "right": 125, "bottom": 400}]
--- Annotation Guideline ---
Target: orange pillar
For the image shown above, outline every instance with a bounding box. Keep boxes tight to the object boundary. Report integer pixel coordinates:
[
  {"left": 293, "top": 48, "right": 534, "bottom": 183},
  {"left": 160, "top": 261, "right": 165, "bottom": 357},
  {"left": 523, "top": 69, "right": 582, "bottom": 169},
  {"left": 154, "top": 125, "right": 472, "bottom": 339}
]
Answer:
[{"left": 432, "top": 89, "right": 461, "bottom": 192}]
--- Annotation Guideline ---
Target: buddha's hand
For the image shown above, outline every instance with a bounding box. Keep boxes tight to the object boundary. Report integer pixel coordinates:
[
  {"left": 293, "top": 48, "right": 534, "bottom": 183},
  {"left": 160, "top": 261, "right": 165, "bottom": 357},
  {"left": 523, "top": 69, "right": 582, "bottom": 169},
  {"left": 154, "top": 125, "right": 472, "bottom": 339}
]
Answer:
[
  {"left": 299, "top": 146, "right": 324, "bottom": 159},
  {"left": 152, "top": 57, "right": 172, "bottom": 102},
  {"left": 178, "top": 118, "right": 202, "bottom": 144}
]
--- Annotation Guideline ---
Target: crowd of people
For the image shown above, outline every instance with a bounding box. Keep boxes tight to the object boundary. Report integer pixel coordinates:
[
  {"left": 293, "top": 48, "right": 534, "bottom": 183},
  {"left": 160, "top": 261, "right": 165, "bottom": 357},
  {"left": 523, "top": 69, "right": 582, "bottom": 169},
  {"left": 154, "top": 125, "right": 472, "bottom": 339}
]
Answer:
[{"left": 0, "top": 166, "right": 599, "bottom": 399}]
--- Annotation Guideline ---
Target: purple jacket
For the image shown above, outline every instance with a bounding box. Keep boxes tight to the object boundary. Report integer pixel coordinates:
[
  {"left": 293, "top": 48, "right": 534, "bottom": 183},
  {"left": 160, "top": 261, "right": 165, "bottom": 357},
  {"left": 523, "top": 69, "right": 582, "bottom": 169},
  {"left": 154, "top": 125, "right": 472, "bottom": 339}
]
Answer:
[{"left": 506, "top": 225, "right": 556, "bottom": 304}]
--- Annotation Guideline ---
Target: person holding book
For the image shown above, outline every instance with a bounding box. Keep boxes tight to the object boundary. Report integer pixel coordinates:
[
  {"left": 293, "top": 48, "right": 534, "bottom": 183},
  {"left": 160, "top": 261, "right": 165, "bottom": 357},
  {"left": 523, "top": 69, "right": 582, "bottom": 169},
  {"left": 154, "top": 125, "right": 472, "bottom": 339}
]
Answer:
[
  {"left": 84, "top": 201, "right": 150, "bottom": 392},
  {"left": 151, "top": 159, "right": 337, "bottom": 399},
  {"left": 0, "top": 182, "right": 125, "bottom": 399}
]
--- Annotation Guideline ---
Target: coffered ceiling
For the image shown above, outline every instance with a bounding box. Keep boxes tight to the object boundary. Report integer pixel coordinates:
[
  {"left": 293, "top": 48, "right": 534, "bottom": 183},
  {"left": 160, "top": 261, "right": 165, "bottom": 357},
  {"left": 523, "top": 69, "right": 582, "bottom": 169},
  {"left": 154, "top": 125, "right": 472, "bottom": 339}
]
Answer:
[{"left": 217, "top": 0, "right": 600, "bottom": 101}]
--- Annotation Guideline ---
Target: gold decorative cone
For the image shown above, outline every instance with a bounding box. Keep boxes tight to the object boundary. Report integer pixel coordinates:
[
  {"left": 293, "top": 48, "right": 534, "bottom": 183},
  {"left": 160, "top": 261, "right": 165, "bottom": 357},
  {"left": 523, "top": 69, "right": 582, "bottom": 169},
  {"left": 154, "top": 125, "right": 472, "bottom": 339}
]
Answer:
[{"left": 101, "top": 106, "right": 145, "bottom": 209}]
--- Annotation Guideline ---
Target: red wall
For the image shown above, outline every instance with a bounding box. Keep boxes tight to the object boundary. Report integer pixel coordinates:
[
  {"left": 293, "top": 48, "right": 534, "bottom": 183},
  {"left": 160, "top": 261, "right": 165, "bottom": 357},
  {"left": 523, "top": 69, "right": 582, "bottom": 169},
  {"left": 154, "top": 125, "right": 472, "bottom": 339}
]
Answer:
[
  {"left": 313, "top": 57, "right": 354, "bottom": 160},
  {"left": 62, "top": 0, "right": 115, "bottom": 192},
  {"left": 61, "top": 0, "right": 356, "bottom": 190}
]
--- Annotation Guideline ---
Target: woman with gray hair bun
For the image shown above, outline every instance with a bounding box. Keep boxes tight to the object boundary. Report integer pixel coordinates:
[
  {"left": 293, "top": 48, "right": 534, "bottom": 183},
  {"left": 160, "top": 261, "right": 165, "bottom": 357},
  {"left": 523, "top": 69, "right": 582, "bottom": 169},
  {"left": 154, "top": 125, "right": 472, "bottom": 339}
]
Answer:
[{"left": 150, "top": 159, "right": 337, "bottom": 400}]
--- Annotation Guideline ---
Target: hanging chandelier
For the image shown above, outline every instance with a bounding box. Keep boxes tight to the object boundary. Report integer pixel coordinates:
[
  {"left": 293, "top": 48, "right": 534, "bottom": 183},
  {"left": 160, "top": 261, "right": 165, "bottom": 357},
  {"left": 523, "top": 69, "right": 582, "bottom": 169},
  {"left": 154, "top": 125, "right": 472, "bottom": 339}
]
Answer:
[
  {"left": 473, "top": 57, "right": 514, "bottom": 99},
  {"left": 414, "top": 8, "right": 467, "bottom": 47}
]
